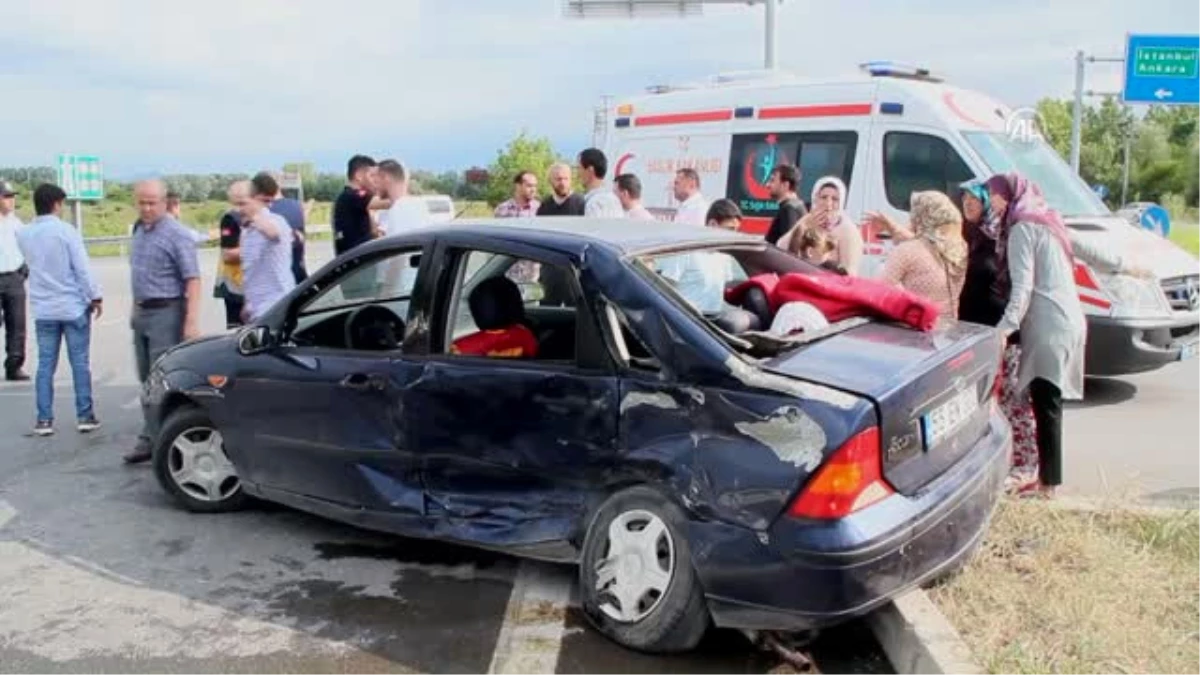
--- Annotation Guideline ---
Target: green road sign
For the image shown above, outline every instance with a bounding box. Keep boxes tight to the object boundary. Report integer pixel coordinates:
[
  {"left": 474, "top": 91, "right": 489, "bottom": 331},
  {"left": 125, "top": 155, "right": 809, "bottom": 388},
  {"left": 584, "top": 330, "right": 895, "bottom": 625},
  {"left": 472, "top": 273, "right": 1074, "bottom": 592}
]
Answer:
[
  {"left": 56, "top": 154, "right": 105, "bottom": 201},
  {"left": 1134, "top": 46, "right": 1199, "bottom": 78}
]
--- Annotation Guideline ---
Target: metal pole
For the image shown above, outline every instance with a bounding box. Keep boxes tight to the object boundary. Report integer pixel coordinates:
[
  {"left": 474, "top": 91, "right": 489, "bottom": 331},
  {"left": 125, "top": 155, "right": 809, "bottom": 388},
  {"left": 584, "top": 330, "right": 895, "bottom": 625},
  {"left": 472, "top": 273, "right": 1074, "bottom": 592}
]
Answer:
[
  {"left": 71, "top": 200, "right": 83, "bottom": 230},
  {"left": 1121, "top": 117, "right": 1132, "bottom": 204},
  {"left": 763, "top": 0, "right": 778, "bottom": 70},
  {"left": 1070, "top": 50, "right": 1085, "bottom": 173}
]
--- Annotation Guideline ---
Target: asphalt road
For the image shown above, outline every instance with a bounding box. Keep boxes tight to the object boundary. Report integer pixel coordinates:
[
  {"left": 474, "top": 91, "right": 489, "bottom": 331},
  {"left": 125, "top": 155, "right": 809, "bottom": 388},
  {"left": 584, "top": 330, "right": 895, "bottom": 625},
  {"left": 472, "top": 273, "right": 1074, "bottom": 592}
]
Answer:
[
  {"left": 0, "top": 245, "right": 1194, "bottom": 672},
  {"left": 0, "top": 248, "right": 892, "bottom": 672}
]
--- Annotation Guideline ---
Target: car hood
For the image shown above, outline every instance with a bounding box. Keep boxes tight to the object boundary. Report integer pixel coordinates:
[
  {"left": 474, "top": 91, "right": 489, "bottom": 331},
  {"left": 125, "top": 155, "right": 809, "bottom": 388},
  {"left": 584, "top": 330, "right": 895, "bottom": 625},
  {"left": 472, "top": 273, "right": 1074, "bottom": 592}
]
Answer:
[
  {"left": 159, "top": 333, "right": 234, "bottom": 370},
  {"left": 1067, "top": 215, "right": 1198, "bottom": 279}
]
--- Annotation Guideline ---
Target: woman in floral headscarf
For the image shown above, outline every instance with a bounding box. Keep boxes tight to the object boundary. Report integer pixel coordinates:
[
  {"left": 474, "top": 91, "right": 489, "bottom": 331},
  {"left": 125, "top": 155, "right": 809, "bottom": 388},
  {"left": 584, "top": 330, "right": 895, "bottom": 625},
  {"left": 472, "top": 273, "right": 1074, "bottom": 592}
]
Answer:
[
  {"left": 778, "top": 176, "right": 864, "bottom": 275},
  {"left": 879, "top": 191, "right": 967, "bottom": 321}
]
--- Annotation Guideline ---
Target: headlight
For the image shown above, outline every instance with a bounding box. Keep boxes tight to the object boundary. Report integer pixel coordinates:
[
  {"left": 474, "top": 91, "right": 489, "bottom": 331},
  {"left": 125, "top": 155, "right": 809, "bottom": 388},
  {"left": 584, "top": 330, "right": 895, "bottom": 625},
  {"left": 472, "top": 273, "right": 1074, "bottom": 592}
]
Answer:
[{"left": 1097, "top": 273, "right": 1172, "bottom": 319}]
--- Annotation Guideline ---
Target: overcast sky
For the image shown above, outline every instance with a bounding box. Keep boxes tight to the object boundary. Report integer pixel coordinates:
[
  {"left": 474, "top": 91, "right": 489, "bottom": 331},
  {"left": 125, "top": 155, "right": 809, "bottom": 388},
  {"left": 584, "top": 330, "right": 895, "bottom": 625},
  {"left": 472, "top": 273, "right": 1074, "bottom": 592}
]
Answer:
[{"left": 1, "top": 0, "right": 1196, "bottom": 177}]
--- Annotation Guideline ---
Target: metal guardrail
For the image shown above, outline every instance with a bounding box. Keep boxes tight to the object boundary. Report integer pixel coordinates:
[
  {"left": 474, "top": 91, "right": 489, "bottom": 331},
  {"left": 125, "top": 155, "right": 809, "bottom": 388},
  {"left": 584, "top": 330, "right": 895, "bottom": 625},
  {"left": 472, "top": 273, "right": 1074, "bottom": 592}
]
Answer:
[{"left": 84, "top": 224, "right": 333, "bottom": 255}]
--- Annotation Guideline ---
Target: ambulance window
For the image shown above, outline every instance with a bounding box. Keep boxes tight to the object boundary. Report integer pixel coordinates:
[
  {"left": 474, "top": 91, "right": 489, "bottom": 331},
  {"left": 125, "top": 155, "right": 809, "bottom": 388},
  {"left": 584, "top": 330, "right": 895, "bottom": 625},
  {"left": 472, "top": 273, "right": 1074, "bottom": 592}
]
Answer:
[
  {"left": 727, "top": 132, "right": 857, "bottom": 217},
  {"left": 883, "top": 132, "right": 974, "bottom": 210}
]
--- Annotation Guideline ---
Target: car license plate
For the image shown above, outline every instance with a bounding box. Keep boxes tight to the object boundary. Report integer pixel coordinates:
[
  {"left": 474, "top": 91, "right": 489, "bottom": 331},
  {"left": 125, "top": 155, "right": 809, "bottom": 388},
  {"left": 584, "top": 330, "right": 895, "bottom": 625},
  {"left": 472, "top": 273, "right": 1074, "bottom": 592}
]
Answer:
[
  {"left": 921, "top": 388, "right": 979, "bottom": 449},
  {"left": 1181, "top": 340, "right": 1199, "bottom": 361}
]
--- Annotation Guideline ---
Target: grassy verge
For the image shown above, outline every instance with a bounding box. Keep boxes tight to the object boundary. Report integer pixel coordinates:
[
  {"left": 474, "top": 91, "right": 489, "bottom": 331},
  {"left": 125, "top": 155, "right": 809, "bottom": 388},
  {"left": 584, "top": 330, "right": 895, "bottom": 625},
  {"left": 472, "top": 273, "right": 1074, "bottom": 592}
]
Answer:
[
  {"left": 1170, "top": 224, "right": 1199, "bottom": 256},
  {"left": 928, "top": 498, "right": 1199, "bottom": 674}
]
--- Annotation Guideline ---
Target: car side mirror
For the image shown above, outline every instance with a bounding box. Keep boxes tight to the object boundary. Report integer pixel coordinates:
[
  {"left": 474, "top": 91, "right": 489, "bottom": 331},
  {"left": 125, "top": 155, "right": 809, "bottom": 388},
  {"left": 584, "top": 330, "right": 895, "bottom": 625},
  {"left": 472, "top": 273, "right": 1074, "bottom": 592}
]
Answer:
[{"left": 237, "top": 325, "right": 273, "bottom": 356}]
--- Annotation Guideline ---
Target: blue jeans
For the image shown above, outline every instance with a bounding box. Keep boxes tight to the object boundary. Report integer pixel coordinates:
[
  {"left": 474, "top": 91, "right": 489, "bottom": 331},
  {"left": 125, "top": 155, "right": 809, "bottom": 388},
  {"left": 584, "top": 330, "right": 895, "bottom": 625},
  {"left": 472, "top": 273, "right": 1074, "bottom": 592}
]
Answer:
[{"left": 35, "top": 313, "right": 94, "bottom": 423}]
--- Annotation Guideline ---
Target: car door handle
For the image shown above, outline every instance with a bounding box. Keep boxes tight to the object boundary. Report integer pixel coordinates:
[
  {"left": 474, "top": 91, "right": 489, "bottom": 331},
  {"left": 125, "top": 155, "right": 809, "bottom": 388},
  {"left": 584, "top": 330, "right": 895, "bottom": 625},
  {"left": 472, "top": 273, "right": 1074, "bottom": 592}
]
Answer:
[{"left": 340, "top": 372, "right": 386, "bottom": 391}]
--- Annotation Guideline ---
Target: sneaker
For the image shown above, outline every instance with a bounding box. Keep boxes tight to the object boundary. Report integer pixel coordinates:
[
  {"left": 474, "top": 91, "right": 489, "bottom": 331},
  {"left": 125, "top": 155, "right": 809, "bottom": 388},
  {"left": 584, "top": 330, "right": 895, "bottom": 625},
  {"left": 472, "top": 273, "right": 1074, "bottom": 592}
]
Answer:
[
  {"left": 78, "top": 418, "right": 102, "bottom": 433},
  {"left": 123, "top": 437, "right": 152, "bottom": 464},
  {"left": 33, "top": 421, "right": 54, "bottom": 437}
]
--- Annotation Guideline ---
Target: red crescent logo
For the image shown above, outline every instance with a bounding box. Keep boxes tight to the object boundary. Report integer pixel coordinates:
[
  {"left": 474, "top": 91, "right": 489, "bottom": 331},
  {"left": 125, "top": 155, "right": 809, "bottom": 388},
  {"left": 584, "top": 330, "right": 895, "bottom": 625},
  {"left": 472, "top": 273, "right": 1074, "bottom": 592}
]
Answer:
[
  {"left": 615, "top": 152, "right": 635, "bottom": 176},
  {"left": 743, "top": 149, "right": 772, "bottom": 200}
]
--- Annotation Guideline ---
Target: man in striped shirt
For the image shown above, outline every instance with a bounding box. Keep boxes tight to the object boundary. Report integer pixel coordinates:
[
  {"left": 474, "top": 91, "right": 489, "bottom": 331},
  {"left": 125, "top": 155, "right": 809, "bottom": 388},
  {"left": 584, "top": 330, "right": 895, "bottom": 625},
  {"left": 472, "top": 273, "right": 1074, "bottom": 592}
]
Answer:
[{"left": 231, "top": 180, "right": 294, "bottom": 323}]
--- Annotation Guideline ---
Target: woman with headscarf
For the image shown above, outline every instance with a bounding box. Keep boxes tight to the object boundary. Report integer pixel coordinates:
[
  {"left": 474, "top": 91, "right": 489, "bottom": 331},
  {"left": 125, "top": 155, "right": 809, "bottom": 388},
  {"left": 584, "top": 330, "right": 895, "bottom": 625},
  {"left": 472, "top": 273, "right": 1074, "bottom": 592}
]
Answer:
[
  {"left": 864, "top": 181, "right": 1040, "bottom": 490},
  {"left": 878, "top": 191, "right": 967, "bottom": 322},
  {"left": 777, "top": 176, "right": 864, "bottom": 275},
  {"left": 985, "top": 171, "right": 1147, "bottom": 498}
]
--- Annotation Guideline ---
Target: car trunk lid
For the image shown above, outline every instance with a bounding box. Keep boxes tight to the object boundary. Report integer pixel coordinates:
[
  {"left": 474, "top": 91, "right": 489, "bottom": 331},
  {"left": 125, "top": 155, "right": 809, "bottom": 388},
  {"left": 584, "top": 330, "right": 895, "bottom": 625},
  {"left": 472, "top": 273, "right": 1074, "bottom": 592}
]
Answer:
[{"left": 761, "top": 320, "right": 1002, "bottom": 495}]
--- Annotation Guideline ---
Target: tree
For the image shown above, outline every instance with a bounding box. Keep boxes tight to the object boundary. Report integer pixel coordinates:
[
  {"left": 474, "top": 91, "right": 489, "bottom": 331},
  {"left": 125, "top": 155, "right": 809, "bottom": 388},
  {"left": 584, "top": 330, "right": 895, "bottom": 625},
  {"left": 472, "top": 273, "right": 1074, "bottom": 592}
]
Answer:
[
  {"left": 484, "top": 132, "right": 563, "bottom": 207},
  {"left": 1035, "top": 98, "right": 1073, "bottom": 159}
]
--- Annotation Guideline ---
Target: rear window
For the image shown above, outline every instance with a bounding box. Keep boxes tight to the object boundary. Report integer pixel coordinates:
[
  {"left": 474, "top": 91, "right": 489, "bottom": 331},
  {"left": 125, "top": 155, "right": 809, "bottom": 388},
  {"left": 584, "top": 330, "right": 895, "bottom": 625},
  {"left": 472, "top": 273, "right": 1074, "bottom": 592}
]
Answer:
[{"left": 727, "top": 132, "right": 858, "bottom": 218}]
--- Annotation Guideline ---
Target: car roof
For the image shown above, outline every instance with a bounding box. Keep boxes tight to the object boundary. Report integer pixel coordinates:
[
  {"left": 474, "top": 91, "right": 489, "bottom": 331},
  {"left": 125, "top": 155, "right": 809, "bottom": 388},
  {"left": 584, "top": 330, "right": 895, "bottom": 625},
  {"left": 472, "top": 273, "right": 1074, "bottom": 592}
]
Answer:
[{"left": 436, "top": 216, "right": 764, "bottom": 256}]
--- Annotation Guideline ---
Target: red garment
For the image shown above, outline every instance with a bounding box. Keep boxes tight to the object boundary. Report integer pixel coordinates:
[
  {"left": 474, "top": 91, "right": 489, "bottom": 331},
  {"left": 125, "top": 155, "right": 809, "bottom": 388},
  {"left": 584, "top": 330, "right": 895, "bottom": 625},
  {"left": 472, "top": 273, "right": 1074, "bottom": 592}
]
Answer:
[
  {"left": 726, "top": 272, "right": 941, "bottom": 332},
  {"left": 450, "top": 324, "right": 539, "bottom": 358}
]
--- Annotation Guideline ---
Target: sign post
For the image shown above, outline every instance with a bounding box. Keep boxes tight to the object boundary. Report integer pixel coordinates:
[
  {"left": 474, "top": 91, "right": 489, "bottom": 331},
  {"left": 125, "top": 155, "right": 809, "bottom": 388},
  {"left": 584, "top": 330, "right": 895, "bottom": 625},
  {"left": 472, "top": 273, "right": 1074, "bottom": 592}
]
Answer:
[
  {"left": 1122, "top": 34, "right": 1200, "bottom": 105},
  {"left": 56, "top": 154, "right": 105, "bottom": 230}
]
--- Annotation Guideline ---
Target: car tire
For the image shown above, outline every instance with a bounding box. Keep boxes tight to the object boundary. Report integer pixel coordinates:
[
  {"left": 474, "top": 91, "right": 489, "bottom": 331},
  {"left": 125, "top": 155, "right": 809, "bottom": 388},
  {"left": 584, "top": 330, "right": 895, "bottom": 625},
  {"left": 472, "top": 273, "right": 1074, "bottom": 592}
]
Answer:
[
  {"left": 578, "top": 486, "right": 710, "bottom": 653},
  {"left": 153, "top": 405, "right": 249, "bottom": 513}
]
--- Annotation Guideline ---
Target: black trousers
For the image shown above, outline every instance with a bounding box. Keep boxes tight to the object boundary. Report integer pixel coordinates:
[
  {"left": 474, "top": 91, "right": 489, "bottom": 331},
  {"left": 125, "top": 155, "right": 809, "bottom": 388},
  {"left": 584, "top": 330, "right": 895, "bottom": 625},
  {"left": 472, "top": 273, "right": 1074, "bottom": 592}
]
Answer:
[
  {"left": 1030, "top": 378, "right": 1063, "bottom": 486},
  {"left": 223, "top": 293, "right": 245, "bottom": 330},
  {"left": 0, "top": 271, "right": 27, "bottom": 374}
]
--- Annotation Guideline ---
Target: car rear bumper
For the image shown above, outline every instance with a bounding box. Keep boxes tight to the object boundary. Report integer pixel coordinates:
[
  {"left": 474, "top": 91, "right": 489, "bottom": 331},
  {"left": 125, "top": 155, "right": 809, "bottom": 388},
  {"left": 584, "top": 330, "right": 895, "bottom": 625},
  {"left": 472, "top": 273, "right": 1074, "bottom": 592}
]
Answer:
[
  {"left": 691, "top": 409, "right": 1010, "bottom": 632},
  {"left": 1084, "top": 313, "right": 1199, "bottom": 376}
]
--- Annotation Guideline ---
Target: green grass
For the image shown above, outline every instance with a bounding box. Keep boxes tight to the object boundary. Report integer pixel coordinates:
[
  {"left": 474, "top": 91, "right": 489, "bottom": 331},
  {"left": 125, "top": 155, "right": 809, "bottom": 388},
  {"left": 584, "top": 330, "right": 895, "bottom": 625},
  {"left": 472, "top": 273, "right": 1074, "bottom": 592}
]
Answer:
[{"left": 1169, "top": 224, "right": 1199, "bottom": 256}]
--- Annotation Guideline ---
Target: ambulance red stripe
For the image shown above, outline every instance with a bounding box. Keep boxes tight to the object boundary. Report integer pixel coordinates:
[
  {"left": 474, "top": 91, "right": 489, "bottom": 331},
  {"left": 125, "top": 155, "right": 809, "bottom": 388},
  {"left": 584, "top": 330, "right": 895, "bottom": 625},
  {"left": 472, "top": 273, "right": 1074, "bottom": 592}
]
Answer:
[
  {"left": 758, "top": 103, "right": 873, "bottom": 119},
  {"left": 634, "top": 110, "right": 733, "bottom": 126}
]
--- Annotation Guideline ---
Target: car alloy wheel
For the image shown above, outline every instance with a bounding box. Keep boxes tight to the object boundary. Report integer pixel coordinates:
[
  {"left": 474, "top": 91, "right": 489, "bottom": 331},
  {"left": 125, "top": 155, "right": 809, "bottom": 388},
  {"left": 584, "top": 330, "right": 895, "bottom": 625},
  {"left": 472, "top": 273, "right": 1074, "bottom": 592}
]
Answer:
[
  {"left": 578, "top": 486, "right": 709, "bottom": 653},
  {"left": 595, "top": 509, "right": 675, "bottom": 623},
  {"left": 168, "top": 426, "right": 240, "bottom": 503}
]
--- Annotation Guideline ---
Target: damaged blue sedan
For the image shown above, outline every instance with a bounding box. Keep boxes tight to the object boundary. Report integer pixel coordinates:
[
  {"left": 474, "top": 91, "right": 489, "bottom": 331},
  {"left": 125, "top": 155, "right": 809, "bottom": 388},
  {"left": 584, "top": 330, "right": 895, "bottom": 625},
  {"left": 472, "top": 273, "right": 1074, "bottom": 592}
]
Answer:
[{"left": 142, "top": 217, "right": 1011, "bottom": 654}]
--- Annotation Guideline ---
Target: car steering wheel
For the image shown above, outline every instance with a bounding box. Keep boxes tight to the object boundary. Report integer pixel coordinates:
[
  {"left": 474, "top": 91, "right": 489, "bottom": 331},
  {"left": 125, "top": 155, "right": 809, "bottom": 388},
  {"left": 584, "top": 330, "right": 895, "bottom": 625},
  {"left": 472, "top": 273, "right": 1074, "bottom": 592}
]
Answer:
[{"left": 343, "top": 305, "right": 405, "bottom": 351}]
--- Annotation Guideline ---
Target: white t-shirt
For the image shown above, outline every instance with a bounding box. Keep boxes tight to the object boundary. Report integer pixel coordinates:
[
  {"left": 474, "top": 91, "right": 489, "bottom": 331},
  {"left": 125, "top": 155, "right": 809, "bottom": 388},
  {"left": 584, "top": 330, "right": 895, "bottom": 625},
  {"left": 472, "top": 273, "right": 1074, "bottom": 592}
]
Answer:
[
  {"left": 381, "top": 197, "right": 430, "bottom": 238},
  {"left": 584, "top": 187, "right": 626, "bottom": 218},
  {"left": 674, "top": 193, "right": 709, "bottom": 226}
]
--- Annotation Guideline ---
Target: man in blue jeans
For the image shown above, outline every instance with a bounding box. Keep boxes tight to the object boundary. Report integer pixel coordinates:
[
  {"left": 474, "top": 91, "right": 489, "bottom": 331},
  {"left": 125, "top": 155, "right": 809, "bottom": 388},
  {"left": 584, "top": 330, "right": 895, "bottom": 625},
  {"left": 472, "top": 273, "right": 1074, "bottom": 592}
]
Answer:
[{"left": 16, "top": 184, "right": 103, "bottom": 436}]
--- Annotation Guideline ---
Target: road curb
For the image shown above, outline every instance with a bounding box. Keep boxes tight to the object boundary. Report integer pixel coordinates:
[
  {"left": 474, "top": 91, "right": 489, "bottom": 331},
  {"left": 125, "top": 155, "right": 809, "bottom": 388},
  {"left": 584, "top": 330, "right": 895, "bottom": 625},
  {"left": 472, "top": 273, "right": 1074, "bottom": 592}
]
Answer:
[
  {"left": 1049, "top": 495, "right": 1197, "bottom": 516},
  {"left": 867, "top": 589, "right": 982, "bottom": 675}
]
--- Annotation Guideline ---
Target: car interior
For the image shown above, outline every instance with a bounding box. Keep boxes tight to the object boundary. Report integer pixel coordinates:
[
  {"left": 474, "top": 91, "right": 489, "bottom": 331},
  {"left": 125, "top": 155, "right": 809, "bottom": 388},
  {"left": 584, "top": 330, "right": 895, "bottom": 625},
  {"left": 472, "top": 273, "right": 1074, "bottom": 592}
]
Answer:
[{"left": 288, "top": 251, "right": 419, "bottom": 352}]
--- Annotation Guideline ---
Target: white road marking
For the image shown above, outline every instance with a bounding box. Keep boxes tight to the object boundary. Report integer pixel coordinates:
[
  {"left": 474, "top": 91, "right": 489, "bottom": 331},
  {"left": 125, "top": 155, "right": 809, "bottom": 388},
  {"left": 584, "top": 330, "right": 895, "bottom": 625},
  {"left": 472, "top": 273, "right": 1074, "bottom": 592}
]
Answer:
[
  {"left": 122, "top": 396, "right": 142, "bottom": 410},
  {"left": 0, "top": 499, "right": 16, "bottom": 530},
  {"left": 487, "top": 560, "right": 575, "bottom": 674}
]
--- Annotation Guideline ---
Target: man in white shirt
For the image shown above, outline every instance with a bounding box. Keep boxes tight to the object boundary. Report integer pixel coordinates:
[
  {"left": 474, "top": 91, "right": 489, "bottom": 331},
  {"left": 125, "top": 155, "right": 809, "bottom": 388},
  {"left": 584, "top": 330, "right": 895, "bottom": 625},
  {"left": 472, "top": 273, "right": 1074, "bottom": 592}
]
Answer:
[
  {"left": 615, "top": 174, "right": 655, "bottom": 221},
  {"left": 579, "top": 148, "right": 625, "bottom": 218},
  {"left": 672, "top": 168, "right": 709, "bottom": 226},
  {"left": 377, "top": 160, "right": 429, "bottom": 238},
  {"left": 0, "top": 181, "right": 29, "bottom": 380}
]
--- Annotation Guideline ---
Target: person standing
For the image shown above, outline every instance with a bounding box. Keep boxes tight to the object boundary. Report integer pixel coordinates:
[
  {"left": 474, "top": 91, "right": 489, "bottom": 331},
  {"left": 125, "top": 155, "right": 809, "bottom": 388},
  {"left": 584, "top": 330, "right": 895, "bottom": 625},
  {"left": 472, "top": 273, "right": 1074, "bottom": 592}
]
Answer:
[
  {"left": 777, "top": 176, "right": 863, "bottom": 275},
  {"left": 332, "top": 155, "right": 391, "bottom": 257},
  {"left": 16, "top": 184, "right": 103, "bottom": 436},
  {"left": 125, "top": 179, "right": 202, "bottom": 464},
  {"left": 579, "top": 148, "right": 624, "bottom": 218},
  {"left": 377, "top": 160, "right": 429, "bottom": 238},
  {"left": 615, "top": 174, "right": 655, "bottom": 220},
  {"left": 236, "top": 180, "right": 294, "bottom": 323},
  {"left": 166, "top": 190, "right": 212, "bottom": 245},
  {"left": 214, "top": 192, "right": 246, "bottom": 330},
  {"left": 0, "top": 181, "right": 28, "bottom": 381},
  {"left": 763, "top": 165, "right": 807, "bottom": 245},
  {"left": 671, "top": 168, "right": 709, "bottom": 226},
  {"left": 537, "top": 163, "right": 585, "bottom": 216},
  {"left": 254, "top": 172, "right": 308, "bottom": 284},
  {"left": 494, "top": 171, "right": 540, "bottom": 218},
  {"left": 879, "top": 191, "right": 968, "bottom": 322}
]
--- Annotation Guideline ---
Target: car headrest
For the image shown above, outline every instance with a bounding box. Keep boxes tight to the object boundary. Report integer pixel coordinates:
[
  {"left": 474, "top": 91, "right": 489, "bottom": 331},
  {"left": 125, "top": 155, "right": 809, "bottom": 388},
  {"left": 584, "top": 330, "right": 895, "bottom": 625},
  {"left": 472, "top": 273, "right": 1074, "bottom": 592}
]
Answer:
[
  {"left": 712, "top": 307, "right": 761, "bottom": 335},
  {"left": 469, "top": 276, "right": 525, "bottom": 331}
]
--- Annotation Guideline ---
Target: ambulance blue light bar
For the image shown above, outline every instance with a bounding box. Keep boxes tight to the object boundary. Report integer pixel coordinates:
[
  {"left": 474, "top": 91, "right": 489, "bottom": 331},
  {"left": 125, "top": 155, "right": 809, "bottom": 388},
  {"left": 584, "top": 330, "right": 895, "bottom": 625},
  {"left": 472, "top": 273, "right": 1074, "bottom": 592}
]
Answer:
[
  {"left": 859, "top": 61, "right": 943, "bottom": 83},
  {"left": 734, "top": 106, "right": 755, "bottom": 118},
  {"left": 879, "top": 102, "right": 904, "bottom": 115}
]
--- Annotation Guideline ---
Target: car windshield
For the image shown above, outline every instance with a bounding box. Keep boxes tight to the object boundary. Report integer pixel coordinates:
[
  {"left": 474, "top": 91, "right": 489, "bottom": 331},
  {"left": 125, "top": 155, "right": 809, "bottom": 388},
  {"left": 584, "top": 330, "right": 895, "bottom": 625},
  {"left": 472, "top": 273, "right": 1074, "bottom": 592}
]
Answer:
[{"left": 961, "top": 131, "right": 1111, "bottom": 218}]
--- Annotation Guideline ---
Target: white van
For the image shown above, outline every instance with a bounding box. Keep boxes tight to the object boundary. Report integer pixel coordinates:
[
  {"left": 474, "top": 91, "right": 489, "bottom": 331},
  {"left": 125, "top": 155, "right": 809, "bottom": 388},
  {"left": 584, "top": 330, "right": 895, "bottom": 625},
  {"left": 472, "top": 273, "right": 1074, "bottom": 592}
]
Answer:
[
  {"left": 416, "top": 194, "right": 455, "bottom": 223},
  {"left": 601, "top": 63, "right": 1199, "bottom": 376}
]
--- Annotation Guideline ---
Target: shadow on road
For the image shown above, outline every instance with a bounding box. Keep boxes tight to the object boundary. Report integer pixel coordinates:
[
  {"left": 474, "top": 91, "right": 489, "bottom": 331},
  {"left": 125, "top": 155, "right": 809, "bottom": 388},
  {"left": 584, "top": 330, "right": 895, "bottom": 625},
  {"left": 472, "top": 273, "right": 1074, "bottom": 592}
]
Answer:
[{"left": 1068, "top": 377, "right": 1139, "bottom": 410}]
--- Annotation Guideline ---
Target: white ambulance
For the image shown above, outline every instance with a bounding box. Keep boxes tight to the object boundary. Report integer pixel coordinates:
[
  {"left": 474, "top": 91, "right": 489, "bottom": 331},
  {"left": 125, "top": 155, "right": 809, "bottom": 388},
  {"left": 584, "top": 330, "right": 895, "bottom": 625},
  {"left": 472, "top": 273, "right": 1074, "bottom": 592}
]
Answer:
[{"left": 601, "top": 62, "right": 1199, "bottom": 376}]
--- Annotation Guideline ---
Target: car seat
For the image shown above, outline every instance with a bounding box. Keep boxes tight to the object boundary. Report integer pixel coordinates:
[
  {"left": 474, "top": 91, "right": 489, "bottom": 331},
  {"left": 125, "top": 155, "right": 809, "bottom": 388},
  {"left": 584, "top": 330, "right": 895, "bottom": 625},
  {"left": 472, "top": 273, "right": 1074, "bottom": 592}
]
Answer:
[
  {"left": 738, "top": 285, "right": 773, "bottom": 329},
  {"left": 451, "top": 276, "right": 540, "bottom": 358}
]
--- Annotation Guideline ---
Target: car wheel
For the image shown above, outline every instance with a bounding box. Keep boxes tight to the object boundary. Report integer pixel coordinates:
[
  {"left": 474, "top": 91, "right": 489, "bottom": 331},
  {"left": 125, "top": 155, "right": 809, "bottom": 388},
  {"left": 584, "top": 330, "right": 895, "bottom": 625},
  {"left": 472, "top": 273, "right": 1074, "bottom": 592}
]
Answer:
[
  {"left": 153, "top": 406, "right": 248, "bottom": 513},
  {"left": 578, "top": 486, "right": 710, "bottom": 653}
]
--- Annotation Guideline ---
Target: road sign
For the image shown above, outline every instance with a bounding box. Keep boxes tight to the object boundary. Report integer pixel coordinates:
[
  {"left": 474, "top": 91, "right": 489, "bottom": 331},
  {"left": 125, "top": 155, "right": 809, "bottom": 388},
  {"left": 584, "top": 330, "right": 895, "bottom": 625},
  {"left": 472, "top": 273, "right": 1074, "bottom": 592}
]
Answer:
[
  {"left": 1139, "top": 204, "right": 1172, "bottom": 237},
  {"left": 1122, "top": 34, "right": 1199, "bottom": 105},
  {"left": 56, "top": 154, "right": 105, "bottom": 201}
]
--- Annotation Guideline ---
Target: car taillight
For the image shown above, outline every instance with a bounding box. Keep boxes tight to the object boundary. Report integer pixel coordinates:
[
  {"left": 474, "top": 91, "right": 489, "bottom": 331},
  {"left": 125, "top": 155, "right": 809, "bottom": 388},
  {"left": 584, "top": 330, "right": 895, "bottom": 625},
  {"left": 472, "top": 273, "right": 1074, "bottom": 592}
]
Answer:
[{"left": 787, "top": 426, "right": 894, "bottom": 520}]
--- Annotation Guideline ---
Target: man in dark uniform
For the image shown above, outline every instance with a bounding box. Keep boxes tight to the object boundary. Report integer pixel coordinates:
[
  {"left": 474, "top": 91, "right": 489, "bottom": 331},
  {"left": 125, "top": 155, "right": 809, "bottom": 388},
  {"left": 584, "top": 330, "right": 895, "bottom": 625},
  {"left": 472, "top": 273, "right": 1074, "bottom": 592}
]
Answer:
[
  {"left": 332, "top": 155, "right": 391, "bottom": 257},
  {"left": 764, "top": 164, "right": 808, "bottom": 246}
]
